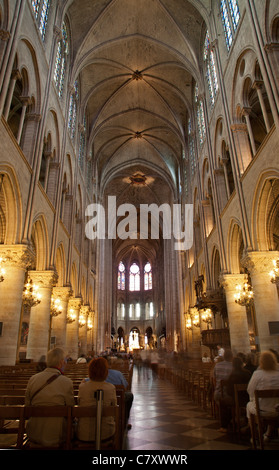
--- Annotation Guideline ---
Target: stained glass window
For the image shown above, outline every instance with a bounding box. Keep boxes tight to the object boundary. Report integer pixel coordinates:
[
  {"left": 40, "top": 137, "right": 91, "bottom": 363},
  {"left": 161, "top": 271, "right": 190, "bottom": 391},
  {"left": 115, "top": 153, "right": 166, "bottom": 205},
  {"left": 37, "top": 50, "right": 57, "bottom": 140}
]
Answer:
[
  {"left": 221, "top": 0, "right": 240, "bottom": 50},
  {"left": 129, "top": 263, "right": 140, "bottom": 291},
  {"left": 144, "top": 262, "right": 152, "bottom": 290},
  {"left": 54, "top": 21, "right": 69, "bottom": 98},
  {"left": 68, "top": 80, "right": 79, "bottom": 141},
  {"left": 31, "top": 0, "right": 50, "bottom": 40},
  {"left": 32, "top": 0, "right": 40, "bottom": 18},
  {"left": 79, "top": 115, "right": 87, "bottom": 171},
  {"left": 195, "top": 85, "right": 206, "bottom": 146},
  {"left": 188, "top": 118, "right": 196, "bottom": 176},
  {"left": 118, "top": 261, "right": 125, "bottom": 290},
  {"left": 203, "top": 31, "right": 219, "bottom": 106}
]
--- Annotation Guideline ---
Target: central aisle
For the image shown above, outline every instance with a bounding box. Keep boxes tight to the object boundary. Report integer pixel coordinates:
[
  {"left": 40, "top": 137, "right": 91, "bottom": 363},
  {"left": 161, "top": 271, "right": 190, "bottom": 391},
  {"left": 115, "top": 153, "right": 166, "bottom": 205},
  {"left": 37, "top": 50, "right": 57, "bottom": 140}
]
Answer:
[{"left": 124, "top": 365, "right": 251, "bottom": 451}]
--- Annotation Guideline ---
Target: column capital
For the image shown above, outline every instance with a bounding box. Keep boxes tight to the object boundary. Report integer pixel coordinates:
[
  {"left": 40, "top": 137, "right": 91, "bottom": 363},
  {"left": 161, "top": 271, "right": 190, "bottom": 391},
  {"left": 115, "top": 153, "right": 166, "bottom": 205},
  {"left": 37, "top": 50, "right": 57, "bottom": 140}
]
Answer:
[
  {"left": 0, "top": 244, "right": 35, "bottom": 269},
  {"left": 29, "top": 270, "right": 58, "bottom": 288},
  {"left": 80, "top": 305, "right": 90, "bottom": 316},
  {"left": 52, "top": 286, "right": 73, "bottom": 302},
  {"left": 241, "top": 251, "right": 279, "bottom": 275},
  {"left": 219, "top": 273, "right": 248, "bottom": 291},
  {"left": 230, "top": 123, "right": 248, "bottom": 133},
  {"left": 68, "top": 296, "right": 82, "bottom": 310}
]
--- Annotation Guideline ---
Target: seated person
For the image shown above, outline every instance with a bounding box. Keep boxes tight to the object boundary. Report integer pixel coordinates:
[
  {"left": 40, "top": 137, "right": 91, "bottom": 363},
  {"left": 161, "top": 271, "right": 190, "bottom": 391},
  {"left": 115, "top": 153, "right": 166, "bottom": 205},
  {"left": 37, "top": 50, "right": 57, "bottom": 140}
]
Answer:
[
  {"left": 247, "top": 350, "right": 279, "bottom": 441},
  {"left": 25, "top": 347, "right": 75, "bottom": 447},
  {"left": 76, "top": 357, "right": 117, "bottom": 442},
  {"left": 105, "top": 356, "right": 134, "bottom": 427},
  {"left": 219, "top": 356, "right": 251, "bottom": 432}
]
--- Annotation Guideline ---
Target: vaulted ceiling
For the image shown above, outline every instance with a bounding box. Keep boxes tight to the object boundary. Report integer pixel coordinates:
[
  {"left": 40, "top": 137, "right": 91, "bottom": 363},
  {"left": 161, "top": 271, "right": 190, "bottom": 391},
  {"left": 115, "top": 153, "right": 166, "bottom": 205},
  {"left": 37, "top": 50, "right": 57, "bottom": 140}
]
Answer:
[{"left": 65, "top": 0, "right": 208, "bottom": 263}]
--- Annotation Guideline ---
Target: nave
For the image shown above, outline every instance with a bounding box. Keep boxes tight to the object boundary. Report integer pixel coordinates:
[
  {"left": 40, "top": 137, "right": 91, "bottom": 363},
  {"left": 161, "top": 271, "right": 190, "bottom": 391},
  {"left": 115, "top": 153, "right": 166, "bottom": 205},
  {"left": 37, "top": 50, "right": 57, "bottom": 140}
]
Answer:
[{"left": 124, "top": 365, "right": 278, "bottom": 451}]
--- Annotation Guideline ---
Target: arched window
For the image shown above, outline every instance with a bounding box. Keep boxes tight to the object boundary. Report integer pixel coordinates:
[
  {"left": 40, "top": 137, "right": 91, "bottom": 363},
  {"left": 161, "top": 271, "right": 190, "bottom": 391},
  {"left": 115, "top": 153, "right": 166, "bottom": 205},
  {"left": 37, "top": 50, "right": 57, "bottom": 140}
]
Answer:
[
  {"left": 54, "top": 21, "right": 69, "bottom": 98},
  {"left": 144, "top": 262, "right": 152, "bottom": 290},
  {"left": 68, "top": 80, "right": 79, "bottom": 141},
  {"left": 221, "top": 0, "right": 240, "bottom": 50},
  {"left": 31, "top": 0, "right": 51, "bottom": 41},
  {"left": 118, "top": 261, "right": 125, "bottom": 291},
  {"left": 203, "top": 31, "right": 219, "bottom": 106},
  {"left": 129, "top": 263, "right": 140, "bottom": 291},
  {"left": 195, "top": 84, "right": 206, "bottom": 146}
]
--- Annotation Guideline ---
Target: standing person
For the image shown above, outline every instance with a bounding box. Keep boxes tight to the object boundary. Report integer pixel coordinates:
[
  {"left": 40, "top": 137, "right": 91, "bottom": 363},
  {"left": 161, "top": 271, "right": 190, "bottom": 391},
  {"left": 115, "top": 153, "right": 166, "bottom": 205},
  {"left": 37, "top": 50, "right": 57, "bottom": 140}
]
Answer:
[
  {"left": 213, "top": 349, "right": 233, "bottom": 404},
  {"left": 76, "top": 357, "right": 117, "bottom": 442},
  {"left": 25, "top": 348, "right": 75, "bottom": 447},
  {"left": 247, "top": 351, "right": 279, "bottom": 442},
  {"left": 218, "top": 356, "right": 251, "bottom": 432}
]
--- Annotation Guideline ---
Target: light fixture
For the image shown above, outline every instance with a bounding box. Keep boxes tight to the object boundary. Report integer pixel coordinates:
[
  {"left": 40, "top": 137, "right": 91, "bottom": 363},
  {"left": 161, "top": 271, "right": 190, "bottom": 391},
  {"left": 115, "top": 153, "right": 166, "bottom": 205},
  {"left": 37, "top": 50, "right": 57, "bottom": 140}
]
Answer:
[
  {"left": 66, "top": 308, "right": 76, "bottom": 323},
  {"left": 201, "top": 308, "right": 212, "bottom": 325},
  {"left": 79, "top": 314, "right": 86, "bottom": 328},
  {"left": 270, "top": 259, "right": 279, "bottom": 287},
  {"left": 234, "top": 282, "right": 253, "bottom": 307},
  {"left": 0, "top": 257, "right": 5, "bottom": 282},
  {"left": 22, "top": 274, "right": 42, "bottom": 307},
  {"left": 50, "top": 296, "right": 63, "bottom": 317},
  {"left": 186, "top": 316, "right": 192, "bottom": 330},
  {"left": 192, "top": 313, "right": 200, "bottom": 328},
  {"left": 87, "top": 319, "right": 93, "bottom": 331}
]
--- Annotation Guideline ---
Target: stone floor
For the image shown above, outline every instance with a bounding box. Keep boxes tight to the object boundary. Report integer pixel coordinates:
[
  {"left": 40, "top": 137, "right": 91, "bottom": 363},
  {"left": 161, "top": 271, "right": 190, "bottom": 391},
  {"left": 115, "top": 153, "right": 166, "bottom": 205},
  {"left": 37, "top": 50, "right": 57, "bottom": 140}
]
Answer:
[{"left": 124, "top": 365, "right": 279, "bottom": 451}]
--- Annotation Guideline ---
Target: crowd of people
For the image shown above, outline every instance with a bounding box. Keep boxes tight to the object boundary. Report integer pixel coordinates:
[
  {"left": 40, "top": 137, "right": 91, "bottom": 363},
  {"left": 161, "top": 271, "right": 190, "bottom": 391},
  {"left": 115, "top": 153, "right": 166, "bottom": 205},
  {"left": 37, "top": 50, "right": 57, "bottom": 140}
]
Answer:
[
  {"left": 23, "top": 345, "right": 279, "bottom": 448},
  {"left": 211, "top": 347, "right": 279, "bottom": 442}
]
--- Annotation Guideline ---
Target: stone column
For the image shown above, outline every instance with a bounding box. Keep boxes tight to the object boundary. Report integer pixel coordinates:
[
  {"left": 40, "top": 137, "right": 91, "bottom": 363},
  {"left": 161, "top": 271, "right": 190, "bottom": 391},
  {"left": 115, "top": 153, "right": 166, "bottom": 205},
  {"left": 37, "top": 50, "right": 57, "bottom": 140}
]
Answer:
[
  {"left": 66, "top": 297, "right": 81, "bottom": 360},
  {"left": 242, "top": 251, "right": 279, "bottom": 351},
  {"left": 79, "top": 305, "right": 89, "bottom": 355},
  {"left": 0, "top": 245, "right": 34, "bottom": 365},
  {"left": 26, "top": 270, "right": 58, "bottom": 362},
  {"left": 87, "top": 310, "right": 94, "bottom": 352},
  {"left": 51, "top": 286, "right": 72, "bottom": 350},
  {"left": 220, "top": 274, "right": 251, "bottom": 354}
]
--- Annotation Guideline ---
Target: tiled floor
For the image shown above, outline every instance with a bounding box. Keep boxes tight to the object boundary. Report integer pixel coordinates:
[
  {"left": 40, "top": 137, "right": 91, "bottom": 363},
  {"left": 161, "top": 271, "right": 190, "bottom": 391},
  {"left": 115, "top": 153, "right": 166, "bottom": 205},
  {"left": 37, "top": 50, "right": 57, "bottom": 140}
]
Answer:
[{"left": 124, "top": 365, "right": 252, "bottom": 451}]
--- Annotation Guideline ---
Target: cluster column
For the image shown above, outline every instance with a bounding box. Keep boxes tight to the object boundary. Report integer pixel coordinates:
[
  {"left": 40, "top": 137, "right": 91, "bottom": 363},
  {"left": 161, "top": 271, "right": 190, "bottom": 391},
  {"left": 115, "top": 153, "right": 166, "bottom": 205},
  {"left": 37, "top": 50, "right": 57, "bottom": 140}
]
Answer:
[
  {"left": 220, "top": 274, "right": 251, "bottom": 354},
  {"left": 242, "top": 251, "right": 279, "bottom": 351}
]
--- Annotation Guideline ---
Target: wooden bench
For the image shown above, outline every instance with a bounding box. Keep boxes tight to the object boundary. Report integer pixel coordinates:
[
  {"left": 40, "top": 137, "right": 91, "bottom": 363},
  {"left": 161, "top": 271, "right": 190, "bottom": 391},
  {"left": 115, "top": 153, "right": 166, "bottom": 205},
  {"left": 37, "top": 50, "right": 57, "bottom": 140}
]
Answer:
[{"left": 0, "top": 404, "right": 120, "bottom": 450}]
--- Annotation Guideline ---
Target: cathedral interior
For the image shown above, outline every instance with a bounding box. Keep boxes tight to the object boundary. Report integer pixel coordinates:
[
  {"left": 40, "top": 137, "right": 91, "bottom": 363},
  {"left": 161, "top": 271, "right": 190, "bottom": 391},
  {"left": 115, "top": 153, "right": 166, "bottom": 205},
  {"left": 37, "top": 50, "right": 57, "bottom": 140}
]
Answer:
[{"left": 0, "top": 0, "right": 278, "bottom": 367}]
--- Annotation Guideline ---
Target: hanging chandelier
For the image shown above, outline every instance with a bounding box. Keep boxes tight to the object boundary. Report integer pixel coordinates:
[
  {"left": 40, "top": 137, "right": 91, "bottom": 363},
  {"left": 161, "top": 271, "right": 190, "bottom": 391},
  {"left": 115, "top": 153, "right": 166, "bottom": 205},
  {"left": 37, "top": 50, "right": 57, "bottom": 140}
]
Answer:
[
  {"left": 79, "top": 314, "right": 86, "bottom": 328},
  {"left": 201, "top": 308, "right": 212, "bottom": 325},
  {"left": 50, "top": 297, "right": 63, "bottom": 317},
  {"left": 234, "top": 282, "right": 253, "bottom": 307},
  {"left": 87, "top": 318, "right": 93, "bottom": 331},
  {"left": 0, "top": 257, "right": 5, "bottom": 282},
  {"left": 185, "top": 316, "right": 192, "bottom": 330},
  {"left": 22, "top": 275, "right": 41, "bottom": 307},
  {"left": 270, "top": 259, "right": 279, "bottom": 287},
  {"left": 66, "top": 308, "right": 76, "bottom": 323},
  {"left": 192, "top": 312, "right": 200, "bottom": 328}
]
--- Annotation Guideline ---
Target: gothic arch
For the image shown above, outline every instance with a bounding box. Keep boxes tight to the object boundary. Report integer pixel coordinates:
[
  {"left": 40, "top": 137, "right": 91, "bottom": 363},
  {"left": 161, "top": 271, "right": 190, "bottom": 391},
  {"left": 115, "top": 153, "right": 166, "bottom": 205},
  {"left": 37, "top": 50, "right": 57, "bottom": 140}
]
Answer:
[
  {"left": 251, "top": 170, "right": 279, "bottom": 251},
  {"left": 227, "top": 220, "right": 244, "bottom": 274},
  {"left": 0, "top": 165, "right": 22, "bottom": 244},
  {"left": 55, "top": 243, "right": 66, "bottom": 287},
  {"left": 30, "top": 215, "right": 49, "bottom": 271}
]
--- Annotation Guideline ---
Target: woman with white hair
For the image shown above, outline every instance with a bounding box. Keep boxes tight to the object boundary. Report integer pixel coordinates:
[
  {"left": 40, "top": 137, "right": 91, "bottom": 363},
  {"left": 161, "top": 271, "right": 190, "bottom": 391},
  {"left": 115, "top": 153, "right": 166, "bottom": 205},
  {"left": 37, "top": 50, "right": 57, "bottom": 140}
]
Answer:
[{"left": 246, "top": 350, "right": 279, "bottom": 442}]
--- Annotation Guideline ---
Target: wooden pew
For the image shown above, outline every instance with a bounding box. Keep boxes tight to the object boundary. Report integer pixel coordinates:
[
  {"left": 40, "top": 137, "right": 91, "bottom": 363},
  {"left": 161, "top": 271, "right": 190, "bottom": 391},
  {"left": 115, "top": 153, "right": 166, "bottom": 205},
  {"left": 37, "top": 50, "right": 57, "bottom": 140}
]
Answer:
[{"left": 0, "top": 404, "right": 120, "bottom": 450}]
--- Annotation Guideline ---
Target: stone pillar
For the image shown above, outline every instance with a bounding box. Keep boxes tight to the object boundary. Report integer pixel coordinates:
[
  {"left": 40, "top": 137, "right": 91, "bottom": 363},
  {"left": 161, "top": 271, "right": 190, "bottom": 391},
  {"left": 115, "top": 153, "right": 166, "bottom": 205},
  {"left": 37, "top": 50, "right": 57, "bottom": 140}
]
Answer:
[
  {"left": 220, "top": 274, "right": 251, "bottom": 354},
  {"left": 51, "top": 286, "right": 72, "bottom": 350},
  {"left": 66, "top": 297, "right": 81, "bottom": 360},
  {"left": 242, "top": 251, "right": 279, "bottom": 352},
  {"left": 0, "top": 245, "right": 34, "bottom": 365},
  {"left": 87, "top": 311, "right": 94, "bottom": 352},
  {"left": 26, "top": 270, "right": 58, "bottom": 362},
  {"left": 79, "top": 305, "right": 89, "bottom": 355}
]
